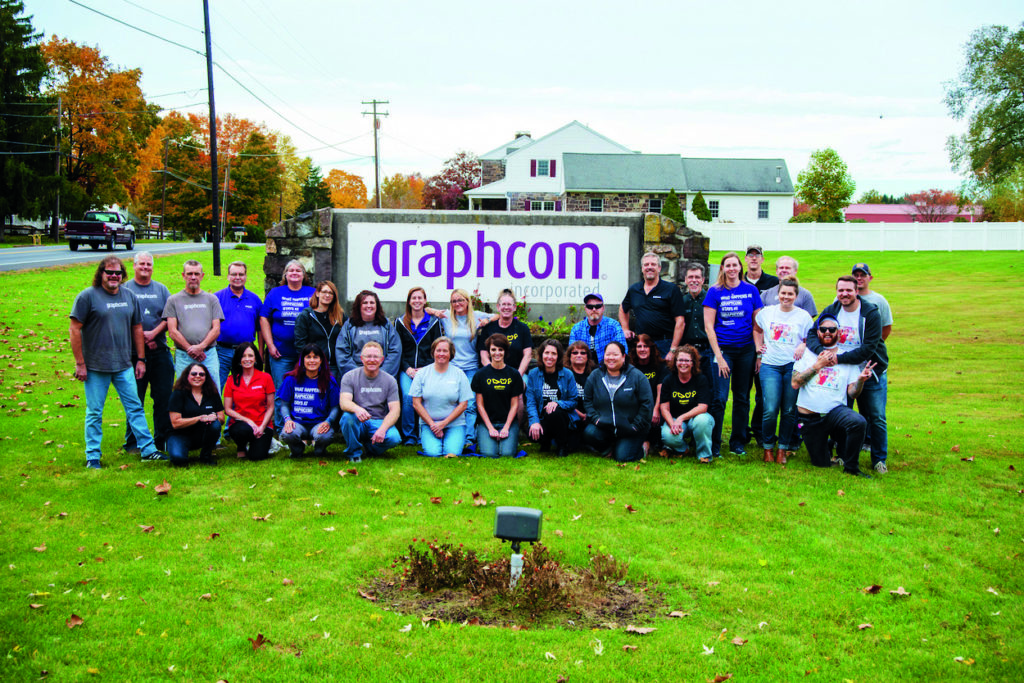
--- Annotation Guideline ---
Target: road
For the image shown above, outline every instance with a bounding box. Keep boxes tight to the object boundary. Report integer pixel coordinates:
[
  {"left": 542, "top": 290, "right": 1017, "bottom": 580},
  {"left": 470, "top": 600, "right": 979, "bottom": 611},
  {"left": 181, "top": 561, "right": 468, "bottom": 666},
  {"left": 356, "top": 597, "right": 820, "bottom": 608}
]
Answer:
[{"left": 0, "top": 242, "right": 215, "bottom": 272}]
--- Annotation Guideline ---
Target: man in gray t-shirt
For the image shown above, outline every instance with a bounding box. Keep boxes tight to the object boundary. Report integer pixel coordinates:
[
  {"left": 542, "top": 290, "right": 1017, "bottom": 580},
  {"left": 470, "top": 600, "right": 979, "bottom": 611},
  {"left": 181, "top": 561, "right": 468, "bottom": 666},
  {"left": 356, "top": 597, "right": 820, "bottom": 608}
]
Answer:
[
  {"left": 121, "top": 251, "right": 173, "bottom": 451},
  {"left": 338, "top": 342, "right": 401, "bottom": 463},
  {"left": 70, "top": 256, "right": 165, "bottom": 468},
  {"left": 163, "top": 259, "right": 224, "bottom": 385}
]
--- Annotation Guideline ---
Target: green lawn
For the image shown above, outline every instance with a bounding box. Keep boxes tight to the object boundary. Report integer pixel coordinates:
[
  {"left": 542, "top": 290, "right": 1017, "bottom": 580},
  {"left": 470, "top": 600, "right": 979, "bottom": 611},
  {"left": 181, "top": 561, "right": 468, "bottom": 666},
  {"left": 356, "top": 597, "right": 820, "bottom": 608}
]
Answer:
[{"left": 0, "top": 249, "right": 1021, "bottom": 681}]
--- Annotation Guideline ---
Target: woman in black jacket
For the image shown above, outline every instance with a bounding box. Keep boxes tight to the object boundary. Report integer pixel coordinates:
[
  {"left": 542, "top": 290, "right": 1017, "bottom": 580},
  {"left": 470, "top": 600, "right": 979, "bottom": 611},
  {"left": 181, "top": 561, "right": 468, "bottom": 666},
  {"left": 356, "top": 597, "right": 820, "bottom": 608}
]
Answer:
[
  {"left": 583, "top": 341, "right": 654, "bottom": 463},
  {"left": 394, "top": 286, "right": 443, "bottom": 444},
  {"left": 293, "top": 281, "right": 344, "bottom": 375}
]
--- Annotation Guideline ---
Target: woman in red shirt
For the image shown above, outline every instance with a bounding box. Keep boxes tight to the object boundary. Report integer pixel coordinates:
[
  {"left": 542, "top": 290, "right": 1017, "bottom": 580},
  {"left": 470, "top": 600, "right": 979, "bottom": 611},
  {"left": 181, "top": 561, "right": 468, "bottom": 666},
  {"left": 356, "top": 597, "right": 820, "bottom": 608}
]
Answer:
[{"left": 223, "top": 343, "right": 275, "bottom": 460}]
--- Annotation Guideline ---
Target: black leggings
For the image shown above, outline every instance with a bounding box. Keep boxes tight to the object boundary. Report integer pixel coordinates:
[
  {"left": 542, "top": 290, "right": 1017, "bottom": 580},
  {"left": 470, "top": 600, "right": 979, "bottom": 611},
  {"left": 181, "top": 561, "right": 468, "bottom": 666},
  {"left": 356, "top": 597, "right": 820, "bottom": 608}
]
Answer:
[{"left": 228, "top": 420, "right": 273, "bottom": 460}]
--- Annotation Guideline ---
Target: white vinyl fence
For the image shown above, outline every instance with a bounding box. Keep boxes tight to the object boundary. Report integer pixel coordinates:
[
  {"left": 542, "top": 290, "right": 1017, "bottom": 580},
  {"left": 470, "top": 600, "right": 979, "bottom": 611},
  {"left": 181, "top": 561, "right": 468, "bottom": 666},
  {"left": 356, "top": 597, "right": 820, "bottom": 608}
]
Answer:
[{"left": 701, "top": 222, "right": 1024, "bottom": 252}]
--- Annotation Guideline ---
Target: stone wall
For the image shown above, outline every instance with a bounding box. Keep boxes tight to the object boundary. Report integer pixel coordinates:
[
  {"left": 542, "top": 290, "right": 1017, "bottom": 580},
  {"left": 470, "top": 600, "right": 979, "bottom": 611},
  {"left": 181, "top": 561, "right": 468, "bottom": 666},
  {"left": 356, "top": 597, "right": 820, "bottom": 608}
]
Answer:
[
  {"left": 507, "top": 192, "right": 565, "bottom": 211},
  {"left": 481, "top": 159, "right": 505, "bottom": 186},
  {"left": 564, "top": 192, "right": 678, "bottom": 214},
  {"left": 263, "top": 208, "right": 334, "bottom": 292},
  {"left": 642, "top": 213, "right": 711, "bottom": 285}
]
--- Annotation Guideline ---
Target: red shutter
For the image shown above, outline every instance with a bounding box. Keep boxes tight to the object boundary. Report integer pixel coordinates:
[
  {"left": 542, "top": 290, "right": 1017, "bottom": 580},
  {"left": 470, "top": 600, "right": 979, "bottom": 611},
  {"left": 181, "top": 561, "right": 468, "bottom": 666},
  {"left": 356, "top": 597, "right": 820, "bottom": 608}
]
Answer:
[
  {"left": 524, "top": 200, "right": 531, "bottom": 211},
  {"left": 550, "top": 159, "right": 556, "bottom": 177},
  {"left": 530, "top": 160, "right": 537, "bottom": 177}
]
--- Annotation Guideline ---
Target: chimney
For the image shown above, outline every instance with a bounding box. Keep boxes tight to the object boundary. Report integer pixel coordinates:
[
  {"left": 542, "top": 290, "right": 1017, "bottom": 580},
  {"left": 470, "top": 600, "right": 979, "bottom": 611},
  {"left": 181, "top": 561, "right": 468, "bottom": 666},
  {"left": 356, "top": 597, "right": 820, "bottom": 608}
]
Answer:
[{"left": 514, "top": 131, "right": 531, "bottom": 140}]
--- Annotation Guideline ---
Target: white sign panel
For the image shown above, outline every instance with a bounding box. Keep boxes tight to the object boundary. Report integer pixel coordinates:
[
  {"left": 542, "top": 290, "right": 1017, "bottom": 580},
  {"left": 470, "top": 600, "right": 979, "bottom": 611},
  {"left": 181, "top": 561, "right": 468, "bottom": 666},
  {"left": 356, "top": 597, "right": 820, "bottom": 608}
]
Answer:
[{"left": 347, "top": 222, "right": 630, "bottom": 304}]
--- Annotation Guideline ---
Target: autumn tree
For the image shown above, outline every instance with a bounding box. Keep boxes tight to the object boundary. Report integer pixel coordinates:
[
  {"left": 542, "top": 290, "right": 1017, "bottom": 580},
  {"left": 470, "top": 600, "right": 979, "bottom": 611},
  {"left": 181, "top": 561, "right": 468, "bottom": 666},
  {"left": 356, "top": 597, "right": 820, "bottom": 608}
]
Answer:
[
  {"left": 326, "top": 169, "right": 368, "bottom": 208},
  {"left": 141, "top": 112, "right": 208, "bottom": 239},
  {"left": 690, "top": 191, "right": 712, "bottom": 222},
  {"left": 370, "top": 172, "right": 424, "bottom": 209},
  {"left": 945, "top": 23, "right": 1024, "bottom": 189},
  {"left": 229, "top": 131, "right": 283, "bottom": 239},
  {"left": 41, "top": 36, "right": 158, "bottom": 218},
  {"left": 0, "top": 0, "right": 55, "bottom": 239},
  {"left": 904, "top": 189, "right": 964, "bottom": 222},
  {"left": 983, "top": 162, "right": 1024, "bottom": 220},
  {"left": 794, "top": 148, "right": 855, "bottom": 222},
  {"left": 297, "top": 160, "right": 331, "bottom": 214},
  {"left": 422, "top": 151, "right": 481, "bottom": 210}
]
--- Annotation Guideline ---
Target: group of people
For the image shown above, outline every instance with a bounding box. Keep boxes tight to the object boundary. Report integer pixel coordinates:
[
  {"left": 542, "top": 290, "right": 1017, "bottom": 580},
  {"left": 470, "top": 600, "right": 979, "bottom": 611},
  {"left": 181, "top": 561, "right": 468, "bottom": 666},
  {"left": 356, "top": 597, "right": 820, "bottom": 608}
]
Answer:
[{"left": 69, "top": 246, "right": 891, "bottom": 477}]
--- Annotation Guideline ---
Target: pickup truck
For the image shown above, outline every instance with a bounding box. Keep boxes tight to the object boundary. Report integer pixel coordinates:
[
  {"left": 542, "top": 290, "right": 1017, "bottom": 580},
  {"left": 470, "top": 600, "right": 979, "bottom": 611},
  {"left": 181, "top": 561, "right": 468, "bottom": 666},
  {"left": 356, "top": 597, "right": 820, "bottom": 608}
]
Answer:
[{"left": 65, "top": 210, "right": 136, "bottom": 251}]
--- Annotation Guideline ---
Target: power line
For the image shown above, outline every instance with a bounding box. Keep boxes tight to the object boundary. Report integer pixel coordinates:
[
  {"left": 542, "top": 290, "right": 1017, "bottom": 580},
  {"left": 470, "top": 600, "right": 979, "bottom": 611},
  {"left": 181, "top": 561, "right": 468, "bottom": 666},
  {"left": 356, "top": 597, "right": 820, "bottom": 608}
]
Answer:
[
  {"left": 68, "top": 0, "right": 205, "bottom": 56},
  {"left": 119, "top": 0, "right": 202, "bottom": 34}
]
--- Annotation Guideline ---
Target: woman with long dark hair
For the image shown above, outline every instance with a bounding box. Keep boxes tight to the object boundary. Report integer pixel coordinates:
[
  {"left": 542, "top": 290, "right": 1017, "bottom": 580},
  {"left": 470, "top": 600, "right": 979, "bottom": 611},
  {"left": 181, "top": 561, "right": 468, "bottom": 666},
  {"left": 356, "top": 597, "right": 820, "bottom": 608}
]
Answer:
[
  {"left": 703, "top": 251, "right": 763, "bottom": 458},
  {"left": 582, "top": 341, "right": 653, "bottom": 463},
  {"left": 223, "top": 343, "right": 275, "bottom": 461},
  {"left": 394, "top": 286, "right": 443, "bottom": 445},
  {"left": 564, "top": 340, "right": 596, "bottom": 451},
  {"left": 525, "top": 339, "right": 579, "bottom": 457},
  {"left": 167, "top": 362, "right": 225, "bottom": 467},
  {"left": 293, "top": 280, "right": 345, "bottom": 375},
  {"left": 660, "top": 345, "right": 714, "bottom": 463},
  {"left": 277, "top": 344, "right": 340, "bottom": 458},
  {"left": 336, "top": 290, "right": 402, "bottom": 377},
  {"left": 471, "top": 333, "right": 525, "bottom": 457},
  {"left": 629, "top": 333, "right": 666, "bottom": 457}
]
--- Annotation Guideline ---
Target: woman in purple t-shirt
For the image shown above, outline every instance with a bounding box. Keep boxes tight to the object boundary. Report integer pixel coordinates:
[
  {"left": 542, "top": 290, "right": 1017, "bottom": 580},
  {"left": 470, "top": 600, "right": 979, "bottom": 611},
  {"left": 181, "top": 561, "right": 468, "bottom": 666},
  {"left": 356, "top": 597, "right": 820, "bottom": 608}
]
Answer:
[{"left": 702, "top": 252, "right": 762, "bottom": 458}]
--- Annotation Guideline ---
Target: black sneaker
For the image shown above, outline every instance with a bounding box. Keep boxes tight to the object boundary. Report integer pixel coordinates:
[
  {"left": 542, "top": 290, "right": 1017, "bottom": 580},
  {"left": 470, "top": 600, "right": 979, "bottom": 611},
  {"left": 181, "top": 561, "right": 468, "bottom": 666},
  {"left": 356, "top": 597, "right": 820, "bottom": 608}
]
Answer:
[
  {"left": 845, "top": 470, "right": 872, "bottom": 479},
  {"left": 141, "top": 450, "right": 168, "bottom": 461}
]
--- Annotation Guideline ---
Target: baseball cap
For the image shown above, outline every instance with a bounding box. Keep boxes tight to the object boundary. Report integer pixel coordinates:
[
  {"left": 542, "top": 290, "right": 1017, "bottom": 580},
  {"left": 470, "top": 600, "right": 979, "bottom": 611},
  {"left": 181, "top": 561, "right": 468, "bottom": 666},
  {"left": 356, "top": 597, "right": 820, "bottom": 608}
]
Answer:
[
  {"left": 583, "top": 293, "right": 604, "bottom": 304},
  {"left": 851, "top": 263, "right": 871, "bottom": 275},
  {"left": 746, "top": 245, "right": 764, "bottom": 256}
]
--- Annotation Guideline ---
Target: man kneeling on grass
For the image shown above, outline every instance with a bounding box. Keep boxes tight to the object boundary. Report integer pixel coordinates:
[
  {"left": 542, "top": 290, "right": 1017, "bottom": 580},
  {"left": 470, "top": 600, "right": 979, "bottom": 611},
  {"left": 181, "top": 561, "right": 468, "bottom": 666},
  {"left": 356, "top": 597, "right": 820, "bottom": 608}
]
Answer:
[
  {"left": 338, "top": 342, "right": 402, "bottom": 463},
  {"left": 791, "top": 316, "right": 875, "bottom": 479}
]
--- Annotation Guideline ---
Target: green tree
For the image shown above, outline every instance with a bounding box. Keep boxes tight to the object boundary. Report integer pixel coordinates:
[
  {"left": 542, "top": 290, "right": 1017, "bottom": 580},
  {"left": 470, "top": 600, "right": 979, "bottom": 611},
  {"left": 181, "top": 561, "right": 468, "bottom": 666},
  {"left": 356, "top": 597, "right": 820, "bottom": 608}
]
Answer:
[
  {"left": 984, "top": 161, "right": 1024, "bottom": 221},
  {"left": 690, "top": 190, "right": 712, "bottom": 222},
  {"left": 141, "top": 112, "right": 208, "bottom": 240},
  {"left": 661, "top": 188, "right": 686, "bottom": 224},
  {"left": 945, "top": 23, "right": 1024, "bottom": 189},
  {"left": 297, "top": 160, "right": 330, "bottom": 214},
  {"left": 230, "top": 131, "right": 283, "bottom": 238},
  {"left": 0, "top": 0, "right": 54, "bottom": 240},
  {"left": 794, "top": 148, "right": 855, "bottom": 222}
]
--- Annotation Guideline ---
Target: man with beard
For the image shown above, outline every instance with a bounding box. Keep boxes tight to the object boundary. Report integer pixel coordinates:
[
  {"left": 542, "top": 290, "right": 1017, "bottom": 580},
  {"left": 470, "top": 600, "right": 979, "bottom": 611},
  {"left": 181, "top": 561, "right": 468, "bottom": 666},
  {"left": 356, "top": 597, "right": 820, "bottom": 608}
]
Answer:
[{"left": 164, "top": 260, "right": 225, "bottom": 385}]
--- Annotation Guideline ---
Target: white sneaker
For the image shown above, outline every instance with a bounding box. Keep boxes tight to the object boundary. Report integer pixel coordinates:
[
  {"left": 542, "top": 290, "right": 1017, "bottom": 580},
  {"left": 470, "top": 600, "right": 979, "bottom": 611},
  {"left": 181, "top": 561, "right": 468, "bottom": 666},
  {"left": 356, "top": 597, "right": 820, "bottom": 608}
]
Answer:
[
  {"left": 268, "top": 438, "right": 284, "bottom": 454},
  {"left": 873, "top": 461, "right": 888, "bottom": 474}
]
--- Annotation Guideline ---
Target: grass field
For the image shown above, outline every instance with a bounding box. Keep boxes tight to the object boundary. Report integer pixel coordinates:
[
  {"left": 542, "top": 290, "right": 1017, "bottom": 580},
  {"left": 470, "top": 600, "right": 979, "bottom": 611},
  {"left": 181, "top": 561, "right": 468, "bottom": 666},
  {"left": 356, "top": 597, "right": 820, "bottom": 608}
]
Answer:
[{"left": 0, "top": 248, "right": 1021, "bottom": 681}]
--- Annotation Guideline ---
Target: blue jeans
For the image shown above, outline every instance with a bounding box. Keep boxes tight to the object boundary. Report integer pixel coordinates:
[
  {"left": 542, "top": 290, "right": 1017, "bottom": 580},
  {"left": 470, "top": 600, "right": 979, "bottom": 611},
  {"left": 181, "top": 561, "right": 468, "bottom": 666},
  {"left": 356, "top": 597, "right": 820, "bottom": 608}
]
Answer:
[
  {"left": 280, "top": 420, "right": 335, "bottom": 457},
  {"left": 166, "top": 421, "right": 221, "bottom": 464},
  {"left": 399, "top": 371, "right": 419, "bottom": 443},
  {"left": 759, "top": 362, "right": 798, "bottom": 450},
  {"left": 268, "top": 354, "right": 296, "bottom": 431},
  {"left": 124, "top": 347, "right": 173, "bottom": 451},
  {"left": 661, "top": 413, "right": 714, "bottom": 460},
  {"left": 218, "top": 345, "right": 236, "bottom": 393},
  {"left": 709, "top": 344, "right": 756, "bottom": 455},
  {"left": 475, "top": 421, "right": 520, "bottom": 457},
  {"left": 856, "top": 370, "right": 888, "bottom": 465},
  {"left": 173, "top": 346, "right": 220, "bottom": 387},
  {"left": 582, "top": 423, "right": 645, "bottom": 462},
  {"left": 339, "top": 413, "right": 401, "bottom": 460},
  {"left": 462, "top": 367, "right": 478, "bottom": 444},
  {"left": 419, "top": 423, "right": 467, "bottom": 457},
  {"left": 84, "top": 367, "right": 157, "bottom": 461}
]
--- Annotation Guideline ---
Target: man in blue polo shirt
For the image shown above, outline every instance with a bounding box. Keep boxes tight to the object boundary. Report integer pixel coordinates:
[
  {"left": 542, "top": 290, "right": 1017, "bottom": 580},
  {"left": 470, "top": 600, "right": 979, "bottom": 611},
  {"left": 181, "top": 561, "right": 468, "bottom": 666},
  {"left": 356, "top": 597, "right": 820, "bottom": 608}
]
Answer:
[
  {"left": 214, "top": 261, "right": 263, "bottom": 391},
  {"left": 619, "top": 252, "right": 685, "bottom": 359}
]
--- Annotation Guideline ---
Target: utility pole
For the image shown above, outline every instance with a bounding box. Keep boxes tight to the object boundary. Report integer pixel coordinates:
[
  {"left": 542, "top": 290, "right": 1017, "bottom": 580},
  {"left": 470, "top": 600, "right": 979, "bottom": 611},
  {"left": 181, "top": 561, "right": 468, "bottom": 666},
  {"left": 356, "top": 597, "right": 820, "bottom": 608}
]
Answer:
[
  {"left": 160, "top": 138, "right": 169, "bottom": 239},
  {"left": 361, "top": 99, "right": 389, "bottom": 209},
  {"left": 203, "top": 0, "right": 221, "bottom": 275},
  {"left": 52, "top": 95, "right": 61, "bottom": 242}
]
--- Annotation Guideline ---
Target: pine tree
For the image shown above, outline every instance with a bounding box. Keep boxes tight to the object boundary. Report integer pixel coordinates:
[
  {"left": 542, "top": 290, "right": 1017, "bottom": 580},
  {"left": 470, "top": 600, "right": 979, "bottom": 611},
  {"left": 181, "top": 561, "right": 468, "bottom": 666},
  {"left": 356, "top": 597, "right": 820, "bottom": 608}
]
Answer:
[
  {"left": 691, "top": 191, "right": 712, "bottom": 222},
  {"left": 297, "top": 161, "right": 331, "bottom": 214},
  {"left": 661, "top": 188, "right": 686, "bottom": 225}
]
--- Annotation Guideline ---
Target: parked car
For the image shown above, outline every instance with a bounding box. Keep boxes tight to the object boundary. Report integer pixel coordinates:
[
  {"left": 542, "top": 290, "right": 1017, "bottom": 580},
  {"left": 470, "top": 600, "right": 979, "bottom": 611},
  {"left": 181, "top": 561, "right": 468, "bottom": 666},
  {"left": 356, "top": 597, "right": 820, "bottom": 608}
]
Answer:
[{"left": 65, "top": 210, "right": 136, "bottom": 251}]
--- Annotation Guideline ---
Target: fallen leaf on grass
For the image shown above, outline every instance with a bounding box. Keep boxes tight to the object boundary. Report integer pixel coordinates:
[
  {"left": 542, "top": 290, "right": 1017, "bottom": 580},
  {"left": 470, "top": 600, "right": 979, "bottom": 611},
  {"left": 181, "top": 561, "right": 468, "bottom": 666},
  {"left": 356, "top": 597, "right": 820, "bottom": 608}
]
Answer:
[
  {"left": 890, "top": 586, "right": 910, "bottom": 596},
  {"left": 29, "top": 603, "right": 43, "bottom": 609},
  {"left": 346, "top": 469, "right": 358, "bottom": 476},
  {"left": 252, "top": 515, "right": 271, "bottom": 522},
  {"left": 954, "top": 657, "right": 975, "bottom": 665},
  {"left": 66, "top": 614, "right": 83, "bottom": 629},
  {"left": 731, "top": 637, "right": 747, "bottom": 646},
  {"left": 430, "top": 497, "right": 442, "bottom": 504},
  {"left": 358, "top": 590, "right": 376, "bottom": 602},
  {"left": 951, "top": 445, "right": 960, "bottom": 453},
  {"left": 154, "top": 480, "right": 171, "bottom": 495},
  {"left": 798, "top": 501, "right": 806, "bottom": 506},
  {"left": 709, "top": 675, "right": 733, "bottom": 683},
  {"left": 626, "top": 625, "right": 656, "bottom": 634},
  {"left": 398, "top": 624, "right": 412, "bottom": 632},
  {"left": 318, "top": 460, "right": 328, "bottom": 466},
  {"left": 624, "top": 504, "right": 637, "bottom": 513},
  {"left": 837, "top": 490, "right": 845, "bottom": 497},
  {"left": 622, "top": 644, "right": 638, "bottom": 652},
  {"left": 138, "top": 525, "right": 155, "bottom": 533},
  {"left": 571, "top": 514, "right": 582, "bottom": 521},
  {"left": 248, "top": 633, "right": 270, "bottom": 650},
  {"left": 471, "top": 491, "right": 487, "bottom": 507},
  {"left": 208, "top": 533, "right": 220, "bottom": 540},
  {"left": 544, "top": 652, "right": 556, "bottom": 660},
  {"left": 554, "top": 530, "right": 563, "bottom": 538},
  {"left": 987, "top": 587, "right": 999, "bottom": 596},
  {"left": 282, "top": 579, "right": 294, "bottom": 586},
  {"left": 119, "top": 464, "right": 129, "bottom": 471},
  {"left": 858, "top": 623, "right": 872, "bottom": 630},
  {"left": 863, "top": 584, "right": 883, "bottom": 594},
  {"left": 668, "top": 611, "right": 690, "bottom": 618},
  {"left": 707, "top": 581, "right": 720, "bottom": 586},
  {"left": 701, "top": 644, "right": 714, "bottom": 656},
  {"left": 135, "top": 482, "right": 146, "bottom": 488},
  {"left": 199, "top": 593, "right": 212, "bottom": 601},
  {"left": 33, "top": 544, "right": 46, "bottom": 552},
  {"left": 607, "top": 498, "right": 616, "bottom": 505}
]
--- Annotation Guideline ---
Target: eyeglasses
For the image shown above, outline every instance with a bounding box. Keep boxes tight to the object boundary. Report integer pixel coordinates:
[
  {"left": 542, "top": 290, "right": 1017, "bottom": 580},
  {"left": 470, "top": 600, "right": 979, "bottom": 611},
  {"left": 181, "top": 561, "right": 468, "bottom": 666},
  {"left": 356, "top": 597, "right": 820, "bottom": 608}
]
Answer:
[
  {"left": 189, "top": 371, "right": 207, "bottom": 377},
  {"left": 571, "top": 350, "right": 589, "bottom": 355},
  {"left": 818, "top": 327, "right": 839, "bottom": 334},
  {"left": 103, "top": 269, "right": 124, "bottom": 277},
  {"left": 585, "top": 304, "right": 603, "bottom": 310},
  {"left": 678, "top": 358, "right": 694, "bottom": 363}
]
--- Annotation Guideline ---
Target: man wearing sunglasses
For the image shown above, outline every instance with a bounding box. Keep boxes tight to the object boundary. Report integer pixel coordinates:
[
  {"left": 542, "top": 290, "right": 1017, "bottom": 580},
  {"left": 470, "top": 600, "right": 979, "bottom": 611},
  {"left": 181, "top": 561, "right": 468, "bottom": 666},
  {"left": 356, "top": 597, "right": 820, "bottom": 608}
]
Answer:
[
  {"left": 70, "top": 257, "right": 166, "bottom": 469},
  {"left": 792, "top": 316, "right": 875, "bottom": 479},
  {"left": 806, "top": 275, "right": 890, "bottom": 474},
  {"left": 568, "top": 293, "right": 626, "bottom": 364}
]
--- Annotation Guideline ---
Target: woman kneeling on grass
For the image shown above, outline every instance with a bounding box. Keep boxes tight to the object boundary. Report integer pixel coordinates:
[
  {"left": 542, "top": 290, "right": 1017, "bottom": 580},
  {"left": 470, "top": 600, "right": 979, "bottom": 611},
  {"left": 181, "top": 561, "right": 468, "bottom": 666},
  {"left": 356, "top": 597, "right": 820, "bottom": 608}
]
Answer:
[
  {"left": 565, "top": 341, "right": 596, "bottom": 451},
  {"left": 277, "top": 344, "right": 340, "bottom": 458},
  {"left": 525, "top": 339, "right": 579, "bottom": 457},
  {"left": 410, "top": 337, "right": 473, "bottom": 457},
  {"left": 471, "top": 333, "right": 525, "bottom": 457},
  {"left": 168, "top": 362, "right": 225, "bottom": 467},
  {"left": 582, "top": 341, "right": 653, "bottom": 463},
  {"left": 659, "top": 345, "right": 714, "bottom": 463},
  {"left": 223, "top": 343, "right": 275, "bottom": 460}
]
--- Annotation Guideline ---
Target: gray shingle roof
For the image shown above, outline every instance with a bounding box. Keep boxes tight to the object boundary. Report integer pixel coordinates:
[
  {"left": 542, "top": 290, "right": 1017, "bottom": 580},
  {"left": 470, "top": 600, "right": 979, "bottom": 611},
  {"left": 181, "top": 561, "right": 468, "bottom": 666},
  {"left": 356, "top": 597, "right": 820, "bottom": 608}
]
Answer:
[
  {"left": 680, "top": 158, "right": 793, "bottom": 194},
  {"left": 563, "top": 153, "right": 687, "bottom": 192}
]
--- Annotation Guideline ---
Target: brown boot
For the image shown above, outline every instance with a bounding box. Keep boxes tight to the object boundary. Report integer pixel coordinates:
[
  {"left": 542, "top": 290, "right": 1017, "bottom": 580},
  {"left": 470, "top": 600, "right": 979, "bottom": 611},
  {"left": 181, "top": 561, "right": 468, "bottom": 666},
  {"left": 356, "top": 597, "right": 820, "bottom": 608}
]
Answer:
[
  {"left": 763, "top": 448, "right": 775, "bottom": 463},
  {"left": 776, "top": 450, "right": 790, "bottom": 465}
]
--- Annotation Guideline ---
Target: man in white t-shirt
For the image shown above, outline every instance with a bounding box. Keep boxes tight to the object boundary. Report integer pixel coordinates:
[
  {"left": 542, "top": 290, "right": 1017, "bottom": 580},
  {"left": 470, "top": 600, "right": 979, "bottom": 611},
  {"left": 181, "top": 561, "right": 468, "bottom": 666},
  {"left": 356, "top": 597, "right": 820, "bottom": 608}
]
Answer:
[{"left": 792, "top": 316, "right": 875, "bottom": 479}]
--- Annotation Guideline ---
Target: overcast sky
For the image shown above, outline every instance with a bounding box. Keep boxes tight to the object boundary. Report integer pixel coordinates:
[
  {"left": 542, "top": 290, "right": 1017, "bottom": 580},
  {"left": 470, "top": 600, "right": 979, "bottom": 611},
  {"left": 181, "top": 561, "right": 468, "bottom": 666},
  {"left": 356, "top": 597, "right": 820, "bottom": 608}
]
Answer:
[{"left": 27, "top": 0, "right": 1024, "bottom": 197}]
